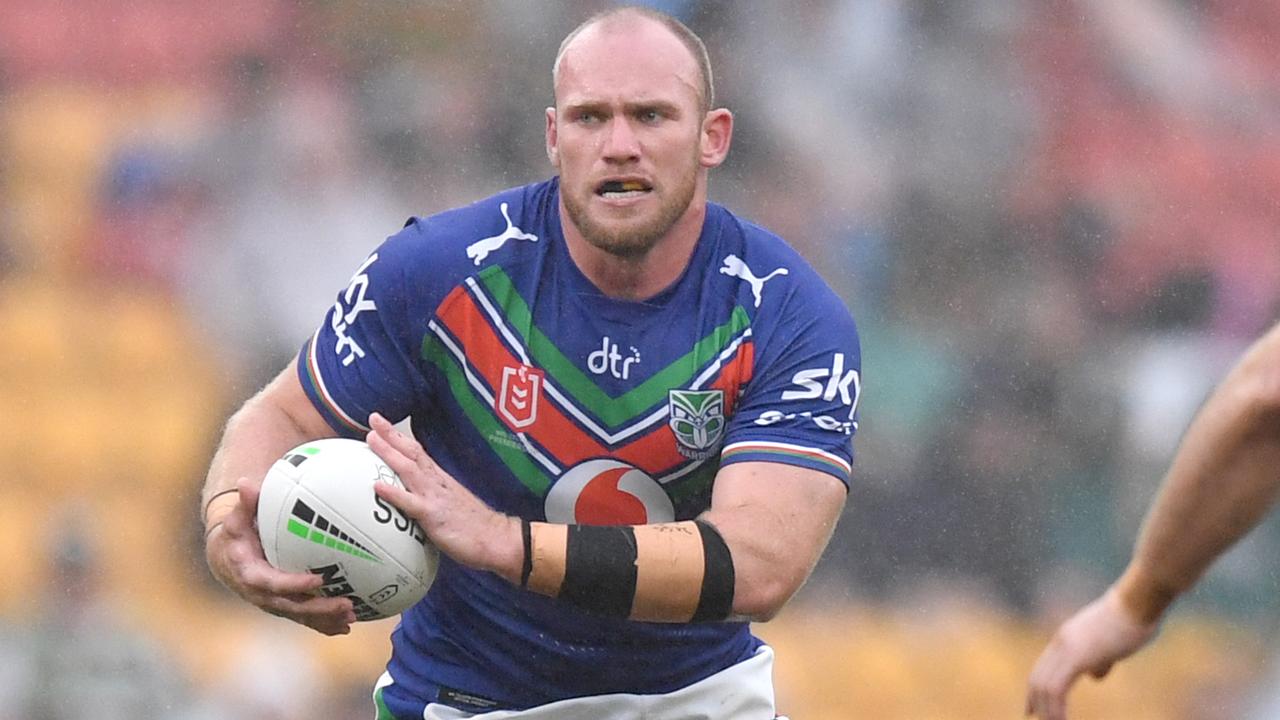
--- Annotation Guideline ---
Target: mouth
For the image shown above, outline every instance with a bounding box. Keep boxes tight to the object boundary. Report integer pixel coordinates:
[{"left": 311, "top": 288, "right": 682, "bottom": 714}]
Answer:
[{"left": 595, "top": 178, "right": 653, "bottom": 199}]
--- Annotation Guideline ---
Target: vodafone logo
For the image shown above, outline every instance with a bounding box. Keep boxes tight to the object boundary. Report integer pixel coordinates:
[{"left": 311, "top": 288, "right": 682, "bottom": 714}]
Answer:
[{"left": 544, "top": 459, "right": 675, "bottom": 526}]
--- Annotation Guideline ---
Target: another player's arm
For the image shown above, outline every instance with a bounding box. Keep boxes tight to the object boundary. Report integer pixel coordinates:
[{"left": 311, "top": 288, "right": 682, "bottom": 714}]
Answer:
[
  {"left": 201, "top": 360, "right": 357, "bottom": 635},
  {"left": 1027, "top": 322, "right": 1280, "bottom": 720},
  {"left": 1114, "top": 322, "right": 1280, "bottom": 623}
]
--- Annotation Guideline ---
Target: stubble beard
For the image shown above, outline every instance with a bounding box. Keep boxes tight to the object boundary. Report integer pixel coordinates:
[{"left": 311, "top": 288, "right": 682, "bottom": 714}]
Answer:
[{"left": 564, "top": 161, "right": 699, "bottom": 261}]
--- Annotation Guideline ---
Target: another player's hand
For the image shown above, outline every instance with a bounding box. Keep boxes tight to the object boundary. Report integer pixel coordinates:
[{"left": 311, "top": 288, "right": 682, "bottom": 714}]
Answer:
[
  {"left": 367, "top": 413, "right": 522, "bottom": 583},
  {"left": 1025, "top": 588, "right": 1160, "bottom": 720},
  {"left": 204, "top": 477, "right": 357, "bottom": 635}
]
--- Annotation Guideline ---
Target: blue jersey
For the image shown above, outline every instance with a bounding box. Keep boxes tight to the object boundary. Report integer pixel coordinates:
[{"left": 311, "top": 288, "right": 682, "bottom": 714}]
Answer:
[{"left": 298, "top": 178, "right": 861, "bottom": 714}]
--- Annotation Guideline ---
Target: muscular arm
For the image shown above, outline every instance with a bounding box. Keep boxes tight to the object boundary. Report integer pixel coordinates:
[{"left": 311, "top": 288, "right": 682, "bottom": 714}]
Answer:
[
  {"left": 201, "top": 360, "right": 357, "bottom": 635},
  {"left": 520, "top": 461, "right": 847, "bottom": 622},
  {"left": 202, "top": 359, "right": 336, "bottom": 517},
  {"left": 370, "top": 410, "right": 848, "bottom": 624},
  {"left": 701, "top": 461, "right": 847, "bottom": 621},
  {"left": 1116, "top": 323, "right": 1280, "bottom": 621}
]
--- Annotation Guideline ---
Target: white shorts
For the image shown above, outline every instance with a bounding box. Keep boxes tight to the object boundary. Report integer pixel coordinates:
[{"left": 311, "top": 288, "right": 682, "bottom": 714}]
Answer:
[{"left": 383, "top": 645, "right": 780, "bottom": 720}]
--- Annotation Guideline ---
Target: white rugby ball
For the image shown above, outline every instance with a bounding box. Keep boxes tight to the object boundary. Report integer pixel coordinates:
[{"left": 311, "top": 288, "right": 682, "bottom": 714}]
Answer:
[{"left": 257, "top": 438, "right": 437, "bottom": 621}]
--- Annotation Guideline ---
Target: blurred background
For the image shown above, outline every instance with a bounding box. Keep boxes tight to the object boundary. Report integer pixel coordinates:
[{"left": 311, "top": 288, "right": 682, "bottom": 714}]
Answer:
[{"left": 2, "top": 0, "right": 1280, "bottom": 718}]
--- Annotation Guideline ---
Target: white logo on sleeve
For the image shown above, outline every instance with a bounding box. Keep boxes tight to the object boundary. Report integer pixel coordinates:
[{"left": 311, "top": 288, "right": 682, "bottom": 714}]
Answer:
[
  {"left": 466, "top": 202, "right": 539, "bottom": 265},
  {"left": 754, "top": 409, "right": 856, "bottom": 435},
  {"left": 331, "top": 253, "right": 378, "bottom": 367},
  {"left": 719, "top": 254, "right": 788, "bottom": 308},
  {"left": 781, "top": 352, "right": 862, "bottom": 413}
]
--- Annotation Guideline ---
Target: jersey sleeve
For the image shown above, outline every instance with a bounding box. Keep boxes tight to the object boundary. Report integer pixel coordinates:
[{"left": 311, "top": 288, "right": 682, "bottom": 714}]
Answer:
[
  {"left": 297, "top": 225, "right": 432, "bottom": 437},
  {"left": 720, "top": 282, "right": 862, "bottom": 486}
]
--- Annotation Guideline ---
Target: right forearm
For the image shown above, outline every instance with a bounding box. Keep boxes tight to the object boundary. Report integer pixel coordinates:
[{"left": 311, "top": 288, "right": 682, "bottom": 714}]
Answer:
[
  {"left": 201, "top": 364, "right": 335, "bottom": 531},
  {"left": 204, "top": 400, "right": 310, "bottom": 499},
  {"left": 201, "top": 404, "right": 306, "bottom": 527}
]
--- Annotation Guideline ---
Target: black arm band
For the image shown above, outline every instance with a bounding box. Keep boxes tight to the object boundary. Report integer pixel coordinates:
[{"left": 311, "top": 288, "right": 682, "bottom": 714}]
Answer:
[
  {"left": 561, "top": 525, "right": 638, "bottom": 618},
  {"left": 520, "top": 519, "right": 533, "bottom": 588},
  {"left": 545, "top": 521, "right": 736, "bottom": 622},
  {"left": 692, "top": 519, "right": 736, "bottom": 622}
]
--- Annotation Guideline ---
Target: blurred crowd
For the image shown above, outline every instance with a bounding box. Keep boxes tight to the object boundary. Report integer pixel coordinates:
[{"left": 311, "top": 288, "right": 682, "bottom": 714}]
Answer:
[{"left": 3, "top": 0, "right": 1280, "bottom": 717}]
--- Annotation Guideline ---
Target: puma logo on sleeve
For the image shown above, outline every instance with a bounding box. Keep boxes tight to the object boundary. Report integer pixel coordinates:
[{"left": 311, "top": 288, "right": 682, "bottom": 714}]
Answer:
[
  {"left": 719, "top": 254, "right": 789, "bottom": 308},
  {"left": 466, "top": 203, "right": 539, "bottom": 266}
]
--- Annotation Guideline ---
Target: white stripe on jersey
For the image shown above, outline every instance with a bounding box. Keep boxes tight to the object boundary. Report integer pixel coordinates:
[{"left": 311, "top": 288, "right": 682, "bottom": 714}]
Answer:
[
  {"left": 464, "top": 277, "right": 754, "bottom": 447},
  {"left": 721, "top": 440, "right": 851, "bottom": 475},
  {"left": 308, "top": 327, "right": 371, "bottom": 432},
  {"left": 428, "top": 320, "right": 562, "bottom": 476}
]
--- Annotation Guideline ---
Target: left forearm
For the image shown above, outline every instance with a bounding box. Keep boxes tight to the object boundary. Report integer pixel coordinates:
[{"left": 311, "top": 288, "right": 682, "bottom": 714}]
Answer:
[
  {"left": 520, "top": 519, "right": 736, "bottom": 623},
  {"left": 1119, "top": 327, "right": 1280, "bottom": 622},
  {"left": 513, "top": 463, "right": 847, "bottom": 623}
]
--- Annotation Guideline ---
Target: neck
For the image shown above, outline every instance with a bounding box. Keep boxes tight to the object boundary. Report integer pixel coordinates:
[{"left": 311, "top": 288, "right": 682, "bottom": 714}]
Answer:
[{"left": 560, "top": 191, "right": 708, "bottom": 301}]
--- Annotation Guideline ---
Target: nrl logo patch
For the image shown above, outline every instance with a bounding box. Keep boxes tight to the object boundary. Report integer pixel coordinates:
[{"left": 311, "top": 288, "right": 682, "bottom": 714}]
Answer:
[
  {"left": 668, "top": 389, "right": 725, "bottom": 460},
  {"left": 498, "top": 364, "right": 542, "bottom": 430}
]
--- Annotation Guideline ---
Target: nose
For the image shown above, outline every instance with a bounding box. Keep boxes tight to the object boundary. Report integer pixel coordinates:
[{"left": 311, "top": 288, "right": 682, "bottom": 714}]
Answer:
[{"left": 601, "top": 117, "right": 641, "bottom": 163}]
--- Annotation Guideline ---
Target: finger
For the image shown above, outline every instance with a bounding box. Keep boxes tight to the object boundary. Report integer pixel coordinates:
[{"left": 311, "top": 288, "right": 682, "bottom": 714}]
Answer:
[
  {"left": 232, "top": 542, "right": 322, "bottom": 594},
  {"left": 263, "top": 597, "right": 355, "bottom": 636},
  {"left": 369, "top": 413, "right": 429, "bottom": 466},
  {"left": 234, "top": 476, "right": 262, "bottom": 521},
  {"left": 367, "top": 428, "right": 431, "bottom": 492},
  {"left": 366, "top": 424, "right": 407, "bottom": 467},
  {"left": 246, "top": 562, "right": 325, "bottom": 595},
  {"left": 308, "top": 618, "right": 354, "bottom": 636},
  {"left": 1028, "top": 648, "right": 1073, "bottom": 720},
  {"left": 1027, "top": 683, "right": 1066, "bottom": 720},
  {"left": 367, "top": 429, "right": 412, "bottom": 479},
  {"left": 374, "top": 480, "right": 429, "bottom": 519},
  {"left": 266, "top": 591, "right": 355, "bottom": 621}
]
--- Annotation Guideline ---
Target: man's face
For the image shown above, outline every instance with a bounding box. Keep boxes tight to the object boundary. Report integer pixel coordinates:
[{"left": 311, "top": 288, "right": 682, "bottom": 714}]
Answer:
[{"left": 548, "top": 20, "right": 707, "bottom": 258}]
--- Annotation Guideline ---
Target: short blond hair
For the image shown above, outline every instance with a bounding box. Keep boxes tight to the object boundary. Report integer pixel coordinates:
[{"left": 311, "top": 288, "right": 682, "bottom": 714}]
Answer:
[{"left": 553, "top": 6, "right": 715, "bottom": 113}]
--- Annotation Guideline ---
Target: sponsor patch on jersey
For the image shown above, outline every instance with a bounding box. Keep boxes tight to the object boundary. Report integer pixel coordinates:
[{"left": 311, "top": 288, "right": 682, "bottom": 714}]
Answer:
[
  {"left": 668, "top": 389, "right": 725, "bottom": 460},
  {"left": 545, "top": 459, "right": 675, "bottom": 525}
]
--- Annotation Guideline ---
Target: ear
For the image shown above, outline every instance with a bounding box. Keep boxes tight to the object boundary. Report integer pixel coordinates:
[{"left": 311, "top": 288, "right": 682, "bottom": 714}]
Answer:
[
  {"left": 545, "top": 107, "right": 560, "bottom": 168},
  {"left": 699, "top": 109, "right": 733, "bottom": 169}
]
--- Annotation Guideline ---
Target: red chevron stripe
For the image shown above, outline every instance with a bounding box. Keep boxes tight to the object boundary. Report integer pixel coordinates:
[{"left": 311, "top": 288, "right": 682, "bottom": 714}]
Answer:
[
  {"left": 612, "top": 341, "right": 754, "bottom": 470},
  {"left": 437, "top": 290, "right": 610, "bottom": 466},
  {"left": 436, "top": 289, "right": 756, "bottom": 476}
]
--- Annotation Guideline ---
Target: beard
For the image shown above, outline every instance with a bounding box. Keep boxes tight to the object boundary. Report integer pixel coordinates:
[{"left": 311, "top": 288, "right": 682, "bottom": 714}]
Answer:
[{"left": 562, "top": 160, "right": 699, "bottom": 260}]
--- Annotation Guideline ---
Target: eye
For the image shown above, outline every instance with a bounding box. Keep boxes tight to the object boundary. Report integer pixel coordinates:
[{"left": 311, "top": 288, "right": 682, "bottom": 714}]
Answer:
[
  {"left": 574, "top": 111, "right": 602, "bottom": 125},
  {"left": 637, "top": 109, "right": 662, "bottom": 124}
]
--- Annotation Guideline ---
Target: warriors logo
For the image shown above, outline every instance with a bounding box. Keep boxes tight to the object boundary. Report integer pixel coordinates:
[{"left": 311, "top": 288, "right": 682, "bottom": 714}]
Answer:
[{"left": 668, "top": 389, "right": 725, "bottom": 460}]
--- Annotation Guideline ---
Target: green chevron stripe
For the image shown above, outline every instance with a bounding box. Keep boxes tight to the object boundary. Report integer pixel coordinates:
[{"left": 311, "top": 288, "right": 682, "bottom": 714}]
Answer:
[
  {"left": 478, "top": 267, "right": 751, "bottom": 426},
  {"left": 421, "top": 334, "right": 553, "bottom": 496}
]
